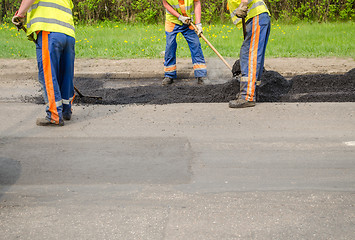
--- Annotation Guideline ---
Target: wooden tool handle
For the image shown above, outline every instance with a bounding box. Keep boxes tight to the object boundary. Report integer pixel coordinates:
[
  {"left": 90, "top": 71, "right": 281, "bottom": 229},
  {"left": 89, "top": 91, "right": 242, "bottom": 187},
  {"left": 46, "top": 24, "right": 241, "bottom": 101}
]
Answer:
[{"left": 190, "top": 22, "right": 232, "bottom": 71}]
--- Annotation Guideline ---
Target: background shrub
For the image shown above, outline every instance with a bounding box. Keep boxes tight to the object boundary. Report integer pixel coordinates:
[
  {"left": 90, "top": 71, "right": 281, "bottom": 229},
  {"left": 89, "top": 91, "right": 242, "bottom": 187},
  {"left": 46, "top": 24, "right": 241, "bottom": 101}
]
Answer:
[{"left": 1, "top": 0, "right": 354, "bottom": 23}]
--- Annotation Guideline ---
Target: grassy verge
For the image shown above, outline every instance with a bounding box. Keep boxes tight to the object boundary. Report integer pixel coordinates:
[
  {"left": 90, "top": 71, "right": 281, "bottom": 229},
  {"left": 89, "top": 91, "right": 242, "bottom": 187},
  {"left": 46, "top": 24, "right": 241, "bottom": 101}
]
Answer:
[{"left": 0, "top": 21, "right": 354, "bottom": 59}]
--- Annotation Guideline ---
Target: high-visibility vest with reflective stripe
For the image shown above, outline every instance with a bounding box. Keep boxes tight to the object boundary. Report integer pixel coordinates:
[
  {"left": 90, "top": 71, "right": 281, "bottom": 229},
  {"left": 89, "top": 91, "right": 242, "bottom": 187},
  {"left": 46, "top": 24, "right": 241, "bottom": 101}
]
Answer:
[
  {"left": 26, "top": 0, "right": 75, "bottom": 38},
  {"left": 166, "top": 0, "right": 195, "bottom": 25},
  {"left": 228, "top": 0, "right": 270, "bottom": 29}
]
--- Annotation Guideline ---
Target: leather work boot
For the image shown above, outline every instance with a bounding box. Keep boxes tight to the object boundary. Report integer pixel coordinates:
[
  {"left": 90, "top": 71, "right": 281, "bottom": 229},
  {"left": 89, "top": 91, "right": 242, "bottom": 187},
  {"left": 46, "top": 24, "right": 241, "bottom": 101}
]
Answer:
[
  {"left": 196, "top": 77, "right": 206, "bottom": 85},
  {"left": 229, "top": 97, "right": 256, "bottom": 108},
  {"left": 36, "top": 118, "right": 64, "bottom": 126},
  {"left": 162, "top": 77, "right": 173, "bottom": 86}
]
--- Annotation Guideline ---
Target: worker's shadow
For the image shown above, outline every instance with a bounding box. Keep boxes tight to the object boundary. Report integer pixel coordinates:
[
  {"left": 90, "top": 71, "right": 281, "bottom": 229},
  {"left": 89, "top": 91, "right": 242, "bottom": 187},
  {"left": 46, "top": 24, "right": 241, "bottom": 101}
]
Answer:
[{"left": 0, "top": 157, "right": 22, "bottom": 200}]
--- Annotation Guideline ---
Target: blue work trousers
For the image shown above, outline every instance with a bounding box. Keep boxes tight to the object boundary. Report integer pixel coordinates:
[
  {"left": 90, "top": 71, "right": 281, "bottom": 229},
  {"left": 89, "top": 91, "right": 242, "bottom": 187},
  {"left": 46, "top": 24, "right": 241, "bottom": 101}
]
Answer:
[
  {"left": 239, "top": 12, "right": 270, "bottom": 101},
  {"left": 36, "top": 31, "right": 75, "bottom": 124},
  {"left": 164, "top": 23, "right": 207, "bottom": 78}
]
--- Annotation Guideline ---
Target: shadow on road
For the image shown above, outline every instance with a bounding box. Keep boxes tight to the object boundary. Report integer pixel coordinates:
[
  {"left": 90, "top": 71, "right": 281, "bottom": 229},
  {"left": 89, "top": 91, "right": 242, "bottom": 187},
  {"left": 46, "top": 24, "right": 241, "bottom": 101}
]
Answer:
[{"left": 0, "top": 157, "right": 21, "bottom": 200}]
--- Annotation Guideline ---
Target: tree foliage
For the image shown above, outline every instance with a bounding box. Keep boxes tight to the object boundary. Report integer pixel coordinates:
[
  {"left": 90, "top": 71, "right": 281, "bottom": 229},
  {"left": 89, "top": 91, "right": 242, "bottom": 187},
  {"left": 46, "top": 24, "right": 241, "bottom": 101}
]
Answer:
[{"left": 1, "top": 0, "right": 354, "bottom": 23}]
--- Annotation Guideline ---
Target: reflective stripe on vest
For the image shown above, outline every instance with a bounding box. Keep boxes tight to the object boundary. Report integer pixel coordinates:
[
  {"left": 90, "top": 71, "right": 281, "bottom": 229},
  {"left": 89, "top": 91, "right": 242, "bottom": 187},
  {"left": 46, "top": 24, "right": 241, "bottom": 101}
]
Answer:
[
  {"left": 29, "top": 1, "right": 73, "bottom": 15},
  {"left": 28, "top": 18, "right": 75, "bottom": 32},
  {"left": 26, "top": 0, "right": 75, "bottom": 38},
  {"left": 228, "top": 0, "right": 270, "bottom": 29},
  {"left": 166, "top": 0, "right": 195, "bottom": 25}
]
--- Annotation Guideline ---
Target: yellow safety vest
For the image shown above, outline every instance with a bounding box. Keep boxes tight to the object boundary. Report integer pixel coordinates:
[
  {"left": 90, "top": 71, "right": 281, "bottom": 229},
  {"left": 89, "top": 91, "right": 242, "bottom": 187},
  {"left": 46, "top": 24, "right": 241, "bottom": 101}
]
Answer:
[
  {"left": 166, "top": 0, "right": 195, "bottom": 25},
  {"left": 26, "top": 0, "right": 75, "bottom": 38},
  {"left": 228, "top": 0, "right": 270, "bottom": 29}
]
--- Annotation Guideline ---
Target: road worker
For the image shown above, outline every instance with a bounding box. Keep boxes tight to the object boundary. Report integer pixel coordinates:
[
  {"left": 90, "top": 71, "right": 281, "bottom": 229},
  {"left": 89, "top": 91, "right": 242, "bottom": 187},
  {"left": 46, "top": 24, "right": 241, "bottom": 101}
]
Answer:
[
  {"left": 12, "top": 0, "right": 76, "bottom": 126},
  {"left": 227, "top": 0, "right": 271, "bottom": 108},
  {"left": 162, "top": 0, "right": 207, "bottom": 85}
]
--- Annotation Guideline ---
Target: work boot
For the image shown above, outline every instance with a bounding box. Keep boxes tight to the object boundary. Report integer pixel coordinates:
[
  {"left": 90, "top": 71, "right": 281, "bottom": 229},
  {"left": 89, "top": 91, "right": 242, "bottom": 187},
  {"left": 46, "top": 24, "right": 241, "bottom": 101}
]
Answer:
[
  {"left": 196, "top": 77, "right": 206, "bottom": 85},
  {"left": 162, "top": 77, "right": 173, "bottom": 86},
  {"left": 36, "top": 118, "right": 64, "bottom": 126},
  {"left": 229, "top": 96, "right": 256, "bottom": 108},
  {"left": 63, "top": 113, "right": 71, "bottom": 121}
]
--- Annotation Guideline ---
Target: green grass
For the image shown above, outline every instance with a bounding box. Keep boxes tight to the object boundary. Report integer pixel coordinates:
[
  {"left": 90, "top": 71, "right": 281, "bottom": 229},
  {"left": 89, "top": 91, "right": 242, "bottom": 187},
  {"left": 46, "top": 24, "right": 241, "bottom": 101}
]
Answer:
[{"left": 0, "top": 21, "right": 354, "bottom": 59}]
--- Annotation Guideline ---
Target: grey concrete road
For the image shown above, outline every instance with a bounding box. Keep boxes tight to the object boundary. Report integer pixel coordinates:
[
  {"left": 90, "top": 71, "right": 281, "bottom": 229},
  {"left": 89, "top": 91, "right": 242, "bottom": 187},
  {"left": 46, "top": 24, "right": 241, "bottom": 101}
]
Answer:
[
  {"left": 1, "top": 57, "right": 355, "bottom": 239},
  {"left": 1, "top": 101, "right": 354, "bottom": 240}
]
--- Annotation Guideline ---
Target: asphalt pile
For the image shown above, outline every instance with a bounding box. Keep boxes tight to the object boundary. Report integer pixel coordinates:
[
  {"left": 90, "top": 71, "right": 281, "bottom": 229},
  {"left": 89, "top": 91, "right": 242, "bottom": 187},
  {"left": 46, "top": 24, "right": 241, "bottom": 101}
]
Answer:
[
  {"left": 28, "top": 68, "right": 355, "bottom": 105},
  {"left": 71, "top": 68, "right": 354, "bottom": 105},
  {"left": 282, "top": 68, "right": 355, "bottom": 102}
]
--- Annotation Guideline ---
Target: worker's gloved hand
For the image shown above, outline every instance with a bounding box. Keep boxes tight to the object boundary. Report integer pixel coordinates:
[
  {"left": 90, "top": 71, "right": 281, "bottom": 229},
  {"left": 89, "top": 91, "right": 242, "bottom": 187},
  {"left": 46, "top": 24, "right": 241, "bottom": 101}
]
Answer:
[
  {"left": 178, "top": 15, "right": 191, "bottom": 25},
  {"left": 195, "top": 23, "right": 203, "bottom": 37},
  {"left": 12, "top": 11, "right": 26, "bottom": 31},
  {"left": 236, "top": 2, "right": 248, "bottom": 18}
]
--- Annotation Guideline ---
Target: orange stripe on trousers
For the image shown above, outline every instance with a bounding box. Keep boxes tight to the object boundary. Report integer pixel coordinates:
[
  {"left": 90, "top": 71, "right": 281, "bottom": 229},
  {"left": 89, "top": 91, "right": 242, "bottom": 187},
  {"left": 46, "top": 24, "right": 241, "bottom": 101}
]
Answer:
[
  {"left": 247, "top": 16, "right": 260, "bottom": 101},
  {"left": 193, "top": 64, "right": 206, "bottom": 70},
  {"left": 250, "top": 16, "right": 260, "bottom": 100},
  {"left": 42, "top": 31, "right": 59, "bottom": 123},
  {"left": 164, "top": 66, "right": 177, "bottom": 72}
]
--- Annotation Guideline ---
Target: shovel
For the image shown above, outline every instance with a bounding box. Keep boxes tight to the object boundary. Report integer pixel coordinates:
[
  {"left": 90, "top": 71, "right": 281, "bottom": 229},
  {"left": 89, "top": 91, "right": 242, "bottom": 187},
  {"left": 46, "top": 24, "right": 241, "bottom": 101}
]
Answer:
[{"left": 74, "top": 86, "right": 102, "bottom": 100}]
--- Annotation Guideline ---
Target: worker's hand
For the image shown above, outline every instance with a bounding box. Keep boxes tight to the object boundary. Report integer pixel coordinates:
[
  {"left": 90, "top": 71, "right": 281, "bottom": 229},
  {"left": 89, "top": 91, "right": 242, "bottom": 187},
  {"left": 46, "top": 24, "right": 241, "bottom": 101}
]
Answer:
[
  {"left": 195, "top": 23, "right": 203, "bottom": 37},
  {"left": 178, "top": 15, "right": 191, "bottom": 25},
  {"left": 235, "top": 2, "right": 248, "bottom": 18},
  {"left": 12, "top": 11, "right": 26, "bottom": 31}
]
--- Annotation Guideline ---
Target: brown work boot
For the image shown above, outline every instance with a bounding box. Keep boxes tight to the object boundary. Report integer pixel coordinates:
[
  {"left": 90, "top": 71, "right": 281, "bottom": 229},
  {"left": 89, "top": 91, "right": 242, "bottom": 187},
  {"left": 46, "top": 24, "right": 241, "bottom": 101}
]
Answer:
[
  {"left": 36, "top": 118, "right": 64, "bottom": 126},
  {"left": 229, "top": 97, "right": 256, "bottom": 108},
  {"left": 162, "top": 77, "right": 173, "bottom": 86}
]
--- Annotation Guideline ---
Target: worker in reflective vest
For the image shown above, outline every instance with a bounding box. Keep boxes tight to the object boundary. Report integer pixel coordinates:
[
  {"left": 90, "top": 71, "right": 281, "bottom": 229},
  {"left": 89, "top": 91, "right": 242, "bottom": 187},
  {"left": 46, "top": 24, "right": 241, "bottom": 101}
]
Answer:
[
  {"left": 12, "top": 0, "right": 75, "bottom": 126},
  {"left": 228, "top": 0, "right": 271, "bottom": 108},
  {"left": 162, "top": 0, "right": 207, "bottom": 85}
]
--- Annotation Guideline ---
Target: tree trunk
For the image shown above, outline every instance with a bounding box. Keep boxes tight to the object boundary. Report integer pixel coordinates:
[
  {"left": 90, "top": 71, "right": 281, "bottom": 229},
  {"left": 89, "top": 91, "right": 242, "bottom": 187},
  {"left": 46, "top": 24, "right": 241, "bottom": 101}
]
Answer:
[
  {"left": 221, "top": 0, "right": 225, "bottom": 22},
  {"left": 1, "top": 0, "right": 7, "bottom": 22}
]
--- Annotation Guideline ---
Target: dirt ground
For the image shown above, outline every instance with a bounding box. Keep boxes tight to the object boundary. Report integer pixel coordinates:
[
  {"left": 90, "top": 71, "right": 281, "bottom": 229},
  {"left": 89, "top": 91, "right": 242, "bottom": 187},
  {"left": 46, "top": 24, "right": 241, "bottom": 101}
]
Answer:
[{"left": 1, "top": 57, "right": 354, "bottom": 79}]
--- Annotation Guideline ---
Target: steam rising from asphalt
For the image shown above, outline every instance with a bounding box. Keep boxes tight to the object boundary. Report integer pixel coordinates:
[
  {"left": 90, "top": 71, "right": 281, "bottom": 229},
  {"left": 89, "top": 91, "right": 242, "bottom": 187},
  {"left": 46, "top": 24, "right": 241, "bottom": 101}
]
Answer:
[{"left": 205, "top": 58, "right": 235, "bottom": 84}]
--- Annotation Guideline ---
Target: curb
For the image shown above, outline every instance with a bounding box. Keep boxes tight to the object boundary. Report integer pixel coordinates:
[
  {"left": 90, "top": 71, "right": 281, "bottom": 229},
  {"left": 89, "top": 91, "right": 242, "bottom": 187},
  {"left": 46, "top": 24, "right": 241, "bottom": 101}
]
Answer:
[
  {"left": 74, "top": 71, "right": 197, "bottom": 79},
  {"left": 0, "top": 71, "right": 203, "bottom": 80}
]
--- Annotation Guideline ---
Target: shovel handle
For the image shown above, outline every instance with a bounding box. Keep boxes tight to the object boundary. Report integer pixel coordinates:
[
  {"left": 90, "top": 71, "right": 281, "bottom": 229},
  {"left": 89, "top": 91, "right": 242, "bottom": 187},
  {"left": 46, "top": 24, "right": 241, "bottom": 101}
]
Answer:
[
  {"left": 190, "top": 22, "right": 232, "bottom": 71},
  {"left": 242, "top": 18, "right": 247, "bottom": 40},
  {"left": 74, "top": 86, "right": 84, "bottom": 98}
]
